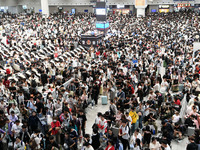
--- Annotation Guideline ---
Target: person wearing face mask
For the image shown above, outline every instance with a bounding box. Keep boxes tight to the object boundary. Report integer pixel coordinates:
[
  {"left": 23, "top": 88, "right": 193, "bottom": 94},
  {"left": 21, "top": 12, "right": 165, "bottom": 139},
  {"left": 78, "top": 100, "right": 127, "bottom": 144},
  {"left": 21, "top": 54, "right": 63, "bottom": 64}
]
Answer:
[{"left": 49, "top": 117, "right": 61, "bottom": 144}]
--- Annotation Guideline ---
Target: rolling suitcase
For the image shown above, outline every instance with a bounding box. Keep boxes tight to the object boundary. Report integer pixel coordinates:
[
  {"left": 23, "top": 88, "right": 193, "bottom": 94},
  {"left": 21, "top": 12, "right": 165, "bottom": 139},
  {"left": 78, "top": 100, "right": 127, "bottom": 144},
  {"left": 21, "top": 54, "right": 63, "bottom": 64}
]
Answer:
[
  {"left": 101, "top": 96, "right": 108, "bottom": 105},
  {"left": 187, "top": 126, "right": 195, "bottom": 136}
]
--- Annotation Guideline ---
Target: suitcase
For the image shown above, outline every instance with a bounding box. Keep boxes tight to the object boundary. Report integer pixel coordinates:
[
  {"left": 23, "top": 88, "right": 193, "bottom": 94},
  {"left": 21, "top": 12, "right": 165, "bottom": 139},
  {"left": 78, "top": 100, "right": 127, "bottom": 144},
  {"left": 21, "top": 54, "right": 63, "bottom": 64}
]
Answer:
[
  {"left": 187, "top": 126, "right": 195, "bottom": 136},
  {"left": 101, "top": 96, "right": 108, "bottom": 105}
]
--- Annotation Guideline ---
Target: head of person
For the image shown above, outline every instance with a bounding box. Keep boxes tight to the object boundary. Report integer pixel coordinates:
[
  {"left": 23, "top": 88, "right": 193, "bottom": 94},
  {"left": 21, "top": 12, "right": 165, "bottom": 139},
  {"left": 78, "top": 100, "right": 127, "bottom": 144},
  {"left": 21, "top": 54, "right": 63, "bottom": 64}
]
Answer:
[
  {"left": 15, "top": 136, "right": 21, "bottom": 143},
  {"left": 49, "top": 136, "right": 55, "bottom": 143},
  {"left": 53, "top": 117, "right": 58, "bottom": 123},
  {"left": 161, "top": 140, "right": 168, "bottom": 148},
  {"left": 101, "top": 115, "right": 105, "bottom": 121},
  {"left": 134, "top": 128, "right": 140, "bottom": 135},
  {"left": 152, "top": 137, "right": 157, "bottom": 144},
  {"left": 122, "top": 120, "right": 127, "bottom": 127},
  {"left": 22, "top": 125, "right": 27, "bottom": 131},
  {"left": 108, "top": 140, "right": 114, "bottom": 146},
  {"left": 79, "top": 110, "right": 84, "bottom": 115},
  {"left": 130, "top": 107, "right": 136, "bottom": 112},
  {"left": 65, "top": 132, "right": 69, "bottom": 139},
  {"left": 34, "top": 129, "right": 40, "bottom": 135},
  {"left": 15, "top": 120, "right": 20, "bottom": 126},
  {"left": 84, "top": 142, "right": 90, "bottom": 148},
  {"left": 11, "top": 111, "right": 15, "bottom": 116},
  {"left": 32, "top": 111, "right": 36, "bottom": 116}
]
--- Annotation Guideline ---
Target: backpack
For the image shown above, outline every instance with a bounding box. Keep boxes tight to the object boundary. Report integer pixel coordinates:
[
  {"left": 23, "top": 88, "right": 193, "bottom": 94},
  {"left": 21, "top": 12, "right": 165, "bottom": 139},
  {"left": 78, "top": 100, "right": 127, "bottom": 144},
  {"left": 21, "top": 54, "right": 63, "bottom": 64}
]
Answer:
[
  {"left": 31, "top": 79, "right": 37, "bottom": 88},
  {"left": 29, "top": 137, "right": 37, "bottom": 149},
  {"left": 129, "top": 85, "right": 134, "bottom": 94}
]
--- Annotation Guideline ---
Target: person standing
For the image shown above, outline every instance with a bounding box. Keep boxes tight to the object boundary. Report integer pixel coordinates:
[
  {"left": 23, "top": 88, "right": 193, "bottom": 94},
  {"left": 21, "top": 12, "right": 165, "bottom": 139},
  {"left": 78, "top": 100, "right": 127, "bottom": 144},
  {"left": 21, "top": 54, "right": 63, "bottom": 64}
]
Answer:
[
  {"left": 78, "top": 110, "right": 87, "bottom": 136},
  {"left": 118, "top": 120, "right": 130, "bottom": 150},
  {"left": 129, "top": 107, "right": 139, "bottom": 134},
  {"left": 92, "top": 82, "right": 99, "bottom": 106},
  {"left": 0, "top": 128, "right": 6, "bottom": 150}
]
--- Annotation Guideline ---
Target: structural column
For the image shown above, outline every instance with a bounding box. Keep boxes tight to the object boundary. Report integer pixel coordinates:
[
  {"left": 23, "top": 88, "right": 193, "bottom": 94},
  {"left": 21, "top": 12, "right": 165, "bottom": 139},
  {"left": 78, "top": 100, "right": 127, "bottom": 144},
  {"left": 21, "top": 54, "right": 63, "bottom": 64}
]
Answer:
[
  {"left": 41, "top": 0, "right": 49, "bottom": 16},
  {"left": 135, "top": 0, "right": 147, "bottom": 17}
]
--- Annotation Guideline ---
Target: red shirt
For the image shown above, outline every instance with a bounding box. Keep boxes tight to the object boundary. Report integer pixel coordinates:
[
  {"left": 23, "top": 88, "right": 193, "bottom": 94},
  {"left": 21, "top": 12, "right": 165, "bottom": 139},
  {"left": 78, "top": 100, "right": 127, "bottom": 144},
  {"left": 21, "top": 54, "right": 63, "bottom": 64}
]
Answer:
[
  {"left": 51, "top": 121, "right": 61, "bottom": 135},
  {"left": 105, "top": 145, "right": 115, "bottom": 150},
  {"left": 3, "top": 80, "right": 10, "bottom": 88},
  {"left": 174, "top": 99, "right": 181, "bottom": 105}
]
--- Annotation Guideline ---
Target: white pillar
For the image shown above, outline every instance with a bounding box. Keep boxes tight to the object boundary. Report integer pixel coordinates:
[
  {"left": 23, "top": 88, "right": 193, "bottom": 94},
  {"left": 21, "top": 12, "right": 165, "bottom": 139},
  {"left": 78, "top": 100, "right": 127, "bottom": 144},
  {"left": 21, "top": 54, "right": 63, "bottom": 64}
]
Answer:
[
  {"left": 41, "top": 0, "right": 49, "bottom": 16},
  {"left": 137, "top": 8, "right": 145, "bottom": 17}
]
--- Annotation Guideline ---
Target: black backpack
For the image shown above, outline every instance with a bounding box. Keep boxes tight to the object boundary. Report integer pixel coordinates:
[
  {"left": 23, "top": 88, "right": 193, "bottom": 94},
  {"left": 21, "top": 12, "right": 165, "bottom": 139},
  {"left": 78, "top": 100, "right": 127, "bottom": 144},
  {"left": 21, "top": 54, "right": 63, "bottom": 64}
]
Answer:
[{"left": 31, "top": 79, "right": 37, "bottom": 88}]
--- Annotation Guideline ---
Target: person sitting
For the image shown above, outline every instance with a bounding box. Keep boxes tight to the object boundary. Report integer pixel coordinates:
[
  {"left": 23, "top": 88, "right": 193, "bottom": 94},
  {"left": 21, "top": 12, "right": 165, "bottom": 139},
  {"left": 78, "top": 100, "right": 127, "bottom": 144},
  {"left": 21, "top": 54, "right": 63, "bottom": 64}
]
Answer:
[
  {"left": 173, "top": 123, "right": 184, "bottom": 142},
  {"left": 144, "top": 113, "right": 158, "bottom": 134}
]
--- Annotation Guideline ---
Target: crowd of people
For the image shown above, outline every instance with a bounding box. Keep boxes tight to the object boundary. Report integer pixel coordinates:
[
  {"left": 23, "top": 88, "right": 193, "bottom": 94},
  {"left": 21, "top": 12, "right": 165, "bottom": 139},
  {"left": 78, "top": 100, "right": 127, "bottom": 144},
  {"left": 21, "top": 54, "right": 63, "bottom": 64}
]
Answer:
[{"left": 0, "top": 10, "right": 199, "bottom": 150}]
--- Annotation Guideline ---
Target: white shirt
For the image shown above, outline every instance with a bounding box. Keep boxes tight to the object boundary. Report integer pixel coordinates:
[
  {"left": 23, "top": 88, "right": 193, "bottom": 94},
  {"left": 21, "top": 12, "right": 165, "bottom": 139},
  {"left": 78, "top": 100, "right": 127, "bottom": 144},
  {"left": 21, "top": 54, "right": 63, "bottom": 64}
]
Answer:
[
  {"left": 149, "top": 141, "right": 161, "bottom": 150},
  {"left": 30, "top": 134, "right": 41, "bottom": 149},
  {"left": 120, "top": 125, "right": 129, "bottom": 140},
  {"left": 11, "top": 123, "right": 22, "bottom": 138},
  {"left": 130, "top": 133, "right": 142, "bottom": 145},
  {"left": 172, "top": 114, "right": 180, "bottom": 123}
]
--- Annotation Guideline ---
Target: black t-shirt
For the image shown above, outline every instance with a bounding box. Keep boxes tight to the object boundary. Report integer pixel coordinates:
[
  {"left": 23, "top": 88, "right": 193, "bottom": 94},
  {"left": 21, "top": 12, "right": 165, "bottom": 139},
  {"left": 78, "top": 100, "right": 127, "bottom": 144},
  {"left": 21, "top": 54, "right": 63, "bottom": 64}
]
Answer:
[
  {"left": 186, "top": 142, "right": 198, "bottom": 150},
  {"left": 78, "top": 114, "right": 87, "bottom": 128},
  {"left": 35, "top": 102, "right": 44, "bottom": 113}
]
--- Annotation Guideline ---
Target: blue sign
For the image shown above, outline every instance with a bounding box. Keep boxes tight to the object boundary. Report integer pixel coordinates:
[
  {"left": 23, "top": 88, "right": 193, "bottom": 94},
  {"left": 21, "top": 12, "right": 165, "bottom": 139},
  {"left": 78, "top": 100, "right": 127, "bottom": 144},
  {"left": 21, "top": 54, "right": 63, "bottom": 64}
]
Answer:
[
  {"left": 96, "top": 22, "right": 109, "bottom": 29},
  {"left": 39, "top": 9, "right": 42, "bottom": 12}
]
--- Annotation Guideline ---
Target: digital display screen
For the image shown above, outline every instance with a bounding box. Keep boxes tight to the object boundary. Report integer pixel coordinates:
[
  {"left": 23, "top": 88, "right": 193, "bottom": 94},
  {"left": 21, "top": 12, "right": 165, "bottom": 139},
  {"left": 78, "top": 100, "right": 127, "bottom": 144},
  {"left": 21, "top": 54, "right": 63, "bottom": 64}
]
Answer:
[
  {"left": 84, "top": 9, "right": 88, "bottom": 13},
  {"left": 96, "top": 22, "right": 109, "bottom": 29},
  {"left": 151, "top": 9, "right": 157, "bottom": 12},
  {"left": 72, "top": 9, "right": 75, "bottom": 14},
  {"left": 22, "top": 5, "right": 27, "bottom": 9},
  {"left": 96, "top": 9, "right": 106, "bottom": 15}
]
